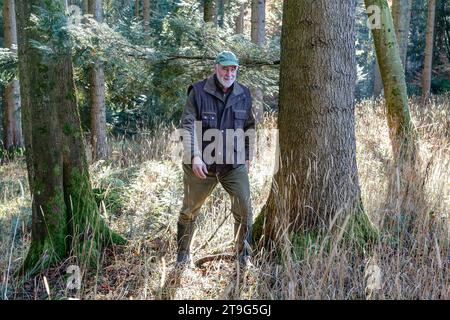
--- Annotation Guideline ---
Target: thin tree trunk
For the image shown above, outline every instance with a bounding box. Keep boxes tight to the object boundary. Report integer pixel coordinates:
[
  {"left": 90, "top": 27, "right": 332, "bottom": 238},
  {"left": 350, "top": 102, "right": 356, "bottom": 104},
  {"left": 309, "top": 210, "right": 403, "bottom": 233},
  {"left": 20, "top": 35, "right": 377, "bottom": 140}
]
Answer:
[
  {"left": 365, "top": 0, "right": 415, "bottom": 160},
  {"left": 217, "top": 0, "right": 224, "bottom": 27},
  {"left": 421, "top": 0, "right": 436, "bottom": 103},
  {"left": 82, "top": 0, "right": 89, "bottom": 13},
  {"left": 251, "top": 0, "right": 265, "bottom": 46},
  {"left": 135, "top": 0, "right": 140, "bottom": 17},
  {"left": 250, "top": 0, "right": 265, "bottom": 124},
  {"left": 235, "top": 1, "right": 245, "bottom": 34},
  {"left": 15, "top": 0, "right": 124, "bottom": 275},
  {"left": 89, "top": 0, "right": 108, "bottom": 160},
  {"left": 374, "top": 0, "right": 411, "bottom": 98},
  {"left": 392, "top": 0, "right": 413, "bottom": 69},
  {"left": 204, "top": 0, "right": 216, "bottom": 23},
  {"left": 3, "top": 0, "right": 23, "bottom": 150},
  {"left": 255, "top": 0, "right": 377, "bottom": 246},
  {"left": 217, "top": 0, "right": 230, "bottom": 28},
  {"left": 373, "top": 58, "right": 383, "bottom": 97},
  {"left": 4, "top": 81, "right": 22, "bottom": 148},
  {"left": 143, "top": 0, "right": 150, "bottom": 32},
  {"left": 364, "top": 0, "right": 422, "bottom": 226}
]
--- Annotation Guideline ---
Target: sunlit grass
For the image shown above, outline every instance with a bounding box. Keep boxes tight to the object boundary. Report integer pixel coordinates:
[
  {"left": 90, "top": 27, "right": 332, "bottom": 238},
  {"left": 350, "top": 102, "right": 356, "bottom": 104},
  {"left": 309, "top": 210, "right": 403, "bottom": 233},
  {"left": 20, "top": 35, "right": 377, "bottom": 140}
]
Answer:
[{"left": 0, "top": 95, "right": 449, "bottom": 300}]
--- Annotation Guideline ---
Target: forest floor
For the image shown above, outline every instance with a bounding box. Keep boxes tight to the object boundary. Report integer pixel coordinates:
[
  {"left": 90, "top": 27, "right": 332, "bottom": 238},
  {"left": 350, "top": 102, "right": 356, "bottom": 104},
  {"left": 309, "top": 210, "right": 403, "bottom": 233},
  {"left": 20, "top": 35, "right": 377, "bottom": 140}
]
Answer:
[{"left": 0, "top": 96, "right": 449, "bottom": 300}]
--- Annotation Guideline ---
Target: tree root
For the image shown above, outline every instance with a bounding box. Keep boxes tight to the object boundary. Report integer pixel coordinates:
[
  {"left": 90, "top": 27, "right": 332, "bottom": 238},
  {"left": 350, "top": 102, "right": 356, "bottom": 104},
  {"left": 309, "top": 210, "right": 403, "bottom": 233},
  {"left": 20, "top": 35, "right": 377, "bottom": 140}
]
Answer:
[{"left": 194, "top": 253, "right": 235, "bottom": 268}]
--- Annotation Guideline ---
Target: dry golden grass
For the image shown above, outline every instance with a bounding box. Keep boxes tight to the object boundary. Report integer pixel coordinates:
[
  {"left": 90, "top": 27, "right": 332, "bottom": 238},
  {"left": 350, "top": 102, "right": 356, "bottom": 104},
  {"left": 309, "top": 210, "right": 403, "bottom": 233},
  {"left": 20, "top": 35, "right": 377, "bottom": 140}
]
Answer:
[{"left": 0, "top": 95, "right": 449, "bottom": 300}]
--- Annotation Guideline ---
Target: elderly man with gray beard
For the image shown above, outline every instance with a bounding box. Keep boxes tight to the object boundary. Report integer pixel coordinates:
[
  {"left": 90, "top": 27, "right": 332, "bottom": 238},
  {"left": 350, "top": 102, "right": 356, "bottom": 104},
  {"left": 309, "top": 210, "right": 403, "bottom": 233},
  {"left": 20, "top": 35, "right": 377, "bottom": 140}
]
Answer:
[{"left": 177, "top": 51, "right": 256, "bottom": 269}]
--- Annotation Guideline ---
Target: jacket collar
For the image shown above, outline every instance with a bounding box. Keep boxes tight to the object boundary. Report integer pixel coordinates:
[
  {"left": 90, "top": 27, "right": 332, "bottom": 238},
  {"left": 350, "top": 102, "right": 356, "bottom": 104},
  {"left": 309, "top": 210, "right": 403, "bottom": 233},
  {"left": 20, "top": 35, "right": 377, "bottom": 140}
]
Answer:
[{"left": 203, "top": 75, "right": 244, "bottom": 102}]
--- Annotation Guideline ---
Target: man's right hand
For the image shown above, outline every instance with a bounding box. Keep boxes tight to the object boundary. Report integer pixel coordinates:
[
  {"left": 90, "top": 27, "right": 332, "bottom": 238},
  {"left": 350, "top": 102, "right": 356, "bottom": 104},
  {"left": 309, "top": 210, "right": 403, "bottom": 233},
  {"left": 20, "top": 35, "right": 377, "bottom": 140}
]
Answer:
[{"left": 192, "top": 156, "right": 208, "bottom": 179}]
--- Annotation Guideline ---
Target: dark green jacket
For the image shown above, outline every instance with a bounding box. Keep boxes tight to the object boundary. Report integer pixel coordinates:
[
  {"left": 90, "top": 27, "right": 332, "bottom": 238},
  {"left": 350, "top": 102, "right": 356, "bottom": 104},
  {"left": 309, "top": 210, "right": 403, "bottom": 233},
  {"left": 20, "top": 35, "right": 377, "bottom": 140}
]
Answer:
[{"left": 180, "top": 75, "right": 255, "bottom": 173}]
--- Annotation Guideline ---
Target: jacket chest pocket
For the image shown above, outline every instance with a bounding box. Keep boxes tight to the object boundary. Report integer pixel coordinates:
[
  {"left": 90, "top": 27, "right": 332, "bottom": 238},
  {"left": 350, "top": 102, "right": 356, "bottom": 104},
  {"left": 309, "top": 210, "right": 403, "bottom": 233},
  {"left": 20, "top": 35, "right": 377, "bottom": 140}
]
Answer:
[
  {"left": 201, "top": 111, "right": 217, "bottom": 128},
  {"left": 233, "top": 110, "right": 247, "bottom": 129}
]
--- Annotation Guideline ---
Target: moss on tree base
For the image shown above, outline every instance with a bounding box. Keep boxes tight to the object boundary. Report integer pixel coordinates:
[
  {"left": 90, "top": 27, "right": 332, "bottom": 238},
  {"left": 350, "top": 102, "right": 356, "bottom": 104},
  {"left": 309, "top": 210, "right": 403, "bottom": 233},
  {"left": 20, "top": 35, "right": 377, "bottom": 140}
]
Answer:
[{"left": 252, "top": 203, "right": 379, "bottom": 261}]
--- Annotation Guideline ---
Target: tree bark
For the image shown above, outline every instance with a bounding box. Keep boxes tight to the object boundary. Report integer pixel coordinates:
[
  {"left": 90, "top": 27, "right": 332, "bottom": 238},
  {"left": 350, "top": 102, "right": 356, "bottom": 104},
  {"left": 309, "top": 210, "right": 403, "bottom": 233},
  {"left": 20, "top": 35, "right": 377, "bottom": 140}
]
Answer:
[
  {"left": 364, "top": 0, "right": 421, "bottom": 226},
  {"left": 251, "top": 0, "right": 265, "bottom": 46},
  {"left": 135, "top": 0, "right": 140, "bottom": 17},
  {"left": 373, "top": 0, "right": 412, "bottom": 97},
  {"left": 216, "top": 0, "right": 230, "bottom": 28},
  {"left": 250, "top": 0, "right": 265, "bottom": 124},
  {"left": 3, "top": 0, "right": 23, "bottom": 150},
  {"left": 235, "top": 1, "right": 246, "bottom": 34},
  {"left": 88, "top": 0, "right": 108, "bottom": 161},
  {"left": 254, "top": 0, "right": 377, "bottom": 246},
  {"left": 372, "top": 0, "right": 391, "bottom": 98},
  {"left": 15, "top": 0, "right": 124, "bottom": 275},
  {"left": 82, "top": 0, "right": 89, "bottom": 13},
  {"left": 365, "top": 0, "right": 416, "bottom": 158},
  {"left": 204, "top": 0, "right": 216, "bottom": 23},
  {"left": 421, "top": 0, "right": 436, "bottom": 103},
  {"left": 373, "top": 60, "right": 383, "bottom": 97},
  {"left": 392, "top": 0, "right": 413, "bottom": 69},
  {"left": 143, "top": 0, "right": 150, "bottom": 32},
  {"left": 217, "top": 0, "right": 224, "bottom": 27}
]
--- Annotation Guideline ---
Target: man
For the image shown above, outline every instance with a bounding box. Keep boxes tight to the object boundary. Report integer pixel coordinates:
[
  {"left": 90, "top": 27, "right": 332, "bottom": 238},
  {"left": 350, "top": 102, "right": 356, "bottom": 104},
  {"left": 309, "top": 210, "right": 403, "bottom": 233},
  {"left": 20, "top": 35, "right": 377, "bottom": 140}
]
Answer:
[{"left": 178, "top": 51, "right": 255, "bottom": 268}]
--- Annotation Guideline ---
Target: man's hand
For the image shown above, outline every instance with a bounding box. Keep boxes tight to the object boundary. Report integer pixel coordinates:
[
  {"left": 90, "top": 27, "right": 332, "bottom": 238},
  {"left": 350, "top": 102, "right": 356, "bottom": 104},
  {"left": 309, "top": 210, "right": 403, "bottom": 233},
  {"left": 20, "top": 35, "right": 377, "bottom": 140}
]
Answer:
[
  {"left": 245, "top": 160, "right": 251, "bottom": 173},
  {"left": 192, "top": 156, "right": 208, "bottom": 179}
]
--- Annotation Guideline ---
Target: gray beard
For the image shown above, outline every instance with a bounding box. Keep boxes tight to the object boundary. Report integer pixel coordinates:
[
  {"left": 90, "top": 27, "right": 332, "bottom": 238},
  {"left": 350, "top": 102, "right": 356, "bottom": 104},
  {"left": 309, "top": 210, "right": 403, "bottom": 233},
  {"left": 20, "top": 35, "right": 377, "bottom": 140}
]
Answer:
[{"left": 217, "top": 76, "right": 235, "bottom": 89}]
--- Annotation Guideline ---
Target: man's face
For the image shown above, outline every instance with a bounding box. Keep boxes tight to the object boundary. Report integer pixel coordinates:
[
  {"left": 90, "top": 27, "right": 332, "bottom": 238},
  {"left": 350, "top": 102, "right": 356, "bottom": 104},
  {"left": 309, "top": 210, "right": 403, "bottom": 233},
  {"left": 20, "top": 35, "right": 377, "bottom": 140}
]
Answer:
[{"left": 215, "top": 64, "right": 238, "bottom": 88}]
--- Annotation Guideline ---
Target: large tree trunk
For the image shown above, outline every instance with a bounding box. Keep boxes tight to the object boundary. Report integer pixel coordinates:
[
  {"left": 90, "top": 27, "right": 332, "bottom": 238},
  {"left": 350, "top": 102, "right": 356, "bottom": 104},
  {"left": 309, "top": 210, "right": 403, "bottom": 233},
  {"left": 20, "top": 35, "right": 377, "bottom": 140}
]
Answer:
[
  {"left": 88, "top": 0, "right": 108, "bottom": 161},
  {"left": 392, "top": 0, "right": 413, "bottom": 69},
  {"left": 235, "top": 1, "right": 246, "bottom": 34},
  {"left": 203, "top": 0, "right": 216, "bottom": 23},
  {"left": 421, "top": 0, "right": 436, "bottom": 103},
  {"left": 15, "top": 0, "right": 124, "bottom": 275},
  {"left": 254, "top": 0, "right": 376, "bottom": 246},
  {"left": 16, "top": 0, "right": 66, "bottom": 269},
  {"left": 3, "top": 0, "right": 23, "bottom": 150},
  {"left": 251, "top": 0, "right": 265, "bottom": 46}
]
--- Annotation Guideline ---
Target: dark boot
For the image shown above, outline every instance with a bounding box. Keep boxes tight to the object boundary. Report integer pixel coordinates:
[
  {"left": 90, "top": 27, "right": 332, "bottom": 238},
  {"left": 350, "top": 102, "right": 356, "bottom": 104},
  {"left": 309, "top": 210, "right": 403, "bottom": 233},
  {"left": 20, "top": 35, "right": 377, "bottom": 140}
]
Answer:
[
  {"left": 234, "top": 223, "right": 252, "bottom": 267},
  {"left": 177, "top": 221, "right": 195, "bottom": 265}
]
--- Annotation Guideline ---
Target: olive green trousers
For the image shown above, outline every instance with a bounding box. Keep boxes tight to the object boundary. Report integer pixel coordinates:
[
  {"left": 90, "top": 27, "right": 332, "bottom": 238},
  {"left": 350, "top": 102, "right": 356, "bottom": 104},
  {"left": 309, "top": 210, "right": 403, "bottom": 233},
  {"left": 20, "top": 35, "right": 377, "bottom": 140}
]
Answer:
[{"left": 177, "top": 164, "right": 252, "bottom": 259}]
